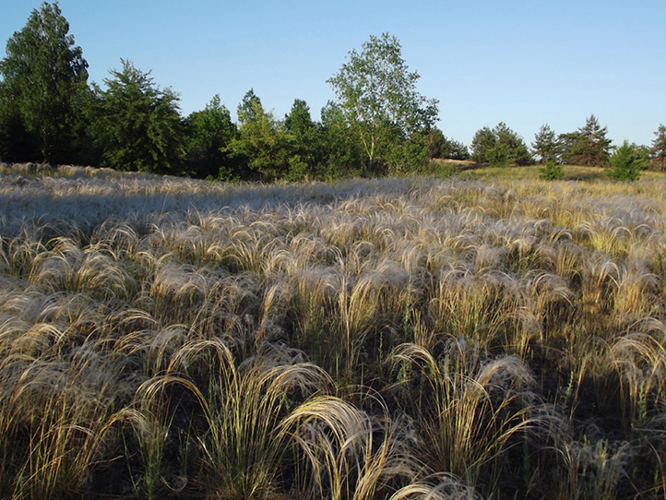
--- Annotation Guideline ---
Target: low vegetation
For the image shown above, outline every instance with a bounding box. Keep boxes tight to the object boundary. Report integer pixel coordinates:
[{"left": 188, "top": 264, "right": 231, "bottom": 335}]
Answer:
[{"left": 0, "top": 164, "right": 665, "bottom": 499}]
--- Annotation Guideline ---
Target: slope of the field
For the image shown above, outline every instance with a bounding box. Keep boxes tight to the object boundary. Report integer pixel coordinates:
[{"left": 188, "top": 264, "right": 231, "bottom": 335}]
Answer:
[{"left": 0, "top": 165, "right": 665, "bottom": 499}]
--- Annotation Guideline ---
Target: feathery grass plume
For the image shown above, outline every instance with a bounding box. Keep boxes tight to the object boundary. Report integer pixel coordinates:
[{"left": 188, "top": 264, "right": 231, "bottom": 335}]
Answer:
[
  {"left": 634, "top": 411, "right": 666, "bottom": 499},
  {"left": 389, "top": 342, "right": 537, "bottom": 493},
  {"left": 113, "top": 374, "right": 195, "bottom": 500},
  {"left": 512, "top": 270, "right": 574, "bottom": 357},
  {"left": 611, "top": 260, "right": 659, "bottom": 322},
  {"left": 605, "top": 320, "right": 666, "bottom": 434},
  {"left": 0, "top": 345, "right": 122, "bottom": 500},
  {"left": 4, "top": 166, "right": 666, "bottom": 497},
  {"left": 389, "top": 473, "right": 482, "bottom": 500},
  {"left": 89, "top": 219, "right": 142, "bottom": 261},
  {"left": 549, "top": 240, "right": 583, "bottom": 281},
  {"left": 648, "top": 239, "right": 666, "bottom": 299},
  {"left": 34, "top": 237, "right": 138, "bottom": 302},
  {"left": 427, "top": 267, "right": 515, "bottom": 350},
  {"left": 330, "top": 250, "right": 419, "bottom": 377},
  {"left": 2, "top": 229, "right": 47, "bottom": 279},
  {"left": 579, "top": 252, "right": 620, "bottom": 326},
  {"left": 556, "top": 438, "right": 631, "bottom": 500},
  {"left": 257, "top": 279, "right": 294, "bottom": 344},
  {"left": 282, "top": 394, "right": 415, "bottom": 500},
  {"left": 112, "top": 325, "right": 189, "bottom": 378},
  {"left": 290, "top": 264, "right": 339, "bottom": 363},
  {"left": 165, "top": 339, "right": 332, "bottom": 499},
  {"left": 147, "top": 261, "right": 236, "bottom": 329},
  {"left": 577, "top": 216, "right": 639, "bottom": 258}
]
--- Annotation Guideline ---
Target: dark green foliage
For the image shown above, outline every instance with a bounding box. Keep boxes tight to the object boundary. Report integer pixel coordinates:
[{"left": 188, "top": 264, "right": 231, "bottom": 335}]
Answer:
[
  {"left": 532, "top": 124, "right": 561, "bottom": 164},
  {"left": 89, "top": 59, "right": 185, "bottom": 174},
  {"left": 184, "top": 95, "right": 239, "bottom": 180},
  {"left": 539, "top": 160, "right": 564, "bottom": 180},
  {"left": 327, "top": 32, "right": 438, "bottom": 174},
  {"left": 225, "top": 90, "right": 296, "bottom": 181},
  {"left": 651, "top": 124, "right": 666, "bottom": 171},
  {"left": 427, "top": 127, "right": 447, "bottom": 159},
  {"left": 0, "top": 2, "right": 90, "bottom": 164},
  {"left": 447, "top": 139, "right": 470, "bottom": 161},
  {"left": 471, "top": 123, "right": 532, "bottom": 166},
  {"left": 608, "top": 141, "right": 647, "bottom": 181},
  {"left": 559, "top": 114, "right": 612, "bottom": 167},
  {"left": 427, "top": 128, "right": 469, "bottom": 160},
  {"left": 0, "top": 85, "right": 40, "bottom": 162},
  {"left": 318, "top": 101, "right": 364, "bottom": 179},
  {"left": 385, "top": 130, "right": 431, "bottom": 174},
  {"left": 470, "top": 126, "right": 495, "bottom": 163},
  {"left": 486, "top": 141, "right": 512, "bottom": 167},
  {"left": 284, "top": 99, "right": 321, "bottom": 181}
]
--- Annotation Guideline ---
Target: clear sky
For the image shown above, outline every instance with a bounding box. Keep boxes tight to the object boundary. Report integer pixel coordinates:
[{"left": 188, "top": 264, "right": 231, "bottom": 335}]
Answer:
[{"left": 1, "top": 0, "right": 665, "bottom": 148}]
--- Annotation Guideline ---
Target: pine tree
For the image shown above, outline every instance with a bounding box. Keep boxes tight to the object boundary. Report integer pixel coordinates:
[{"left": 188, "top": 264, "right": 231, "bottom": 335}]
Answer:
[
  {"left": 471, "top": 123, "right": 531, "bottom": 166},
  {"left": 560, "top": 115, "right": 612, "bottom": 167},
  {"left": 651, "top": 124, "right": 666, "bottom": 171},
  {"left": 608, "top": 141, "right": 647, "bottom": 181},
  {"left": 531, "top": 124, "right": 560, "bottom": 164},
  {"left": 284, "top": 99, "right": 320, "bottom": 180}
]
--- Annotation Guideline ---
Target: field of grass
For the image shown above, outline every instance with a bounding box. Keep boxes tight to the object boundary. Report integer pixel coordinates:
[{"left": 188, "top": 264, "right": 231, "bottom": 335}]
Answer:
[{"left": 0, "top": 163, "right": 665, "bottom": 499}]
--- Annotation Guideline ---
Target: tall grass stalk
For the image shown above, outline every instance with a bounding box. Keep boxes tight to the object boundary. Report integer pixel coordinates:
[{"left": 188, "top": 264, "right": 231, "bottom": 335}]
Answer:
[{"left": 390, "top": 342, "right": 538, "bottom": 492}]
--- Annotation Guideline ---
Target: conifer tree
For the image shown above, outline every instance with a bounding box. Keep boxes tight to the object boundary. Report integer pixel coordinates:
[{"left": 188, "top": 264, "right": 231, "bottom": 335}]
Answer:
[
  {"left": 560, "top": 115, "right": 612, "bottom": 167},
  {"left": 531, "top": 124, "right": 561, "bottom": 164},
  {"left": 471, "top": 123, "right": 531, "bottom": 166},
  {"left": 652, "top": 124, "right": 666, "bottom": 171}
]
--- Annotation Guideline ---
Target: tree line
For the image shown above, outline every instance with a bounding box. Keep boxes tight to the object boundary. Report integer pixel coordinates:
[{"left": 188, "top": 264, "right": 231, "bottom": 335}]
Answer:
[
  {"left": 1, "top": 2, "right": 665, "bottom": 182},
  {"left": 473, "top": 117, "right": 666, "bottom": 172}
]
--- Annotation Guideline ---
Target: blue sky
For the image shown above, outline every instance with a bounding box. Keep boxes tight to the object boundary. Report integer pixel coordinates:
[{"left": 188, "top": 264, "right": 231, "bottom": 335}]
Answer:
[{"left": 2, "top": 0, "right": 665, "bottom": 148}]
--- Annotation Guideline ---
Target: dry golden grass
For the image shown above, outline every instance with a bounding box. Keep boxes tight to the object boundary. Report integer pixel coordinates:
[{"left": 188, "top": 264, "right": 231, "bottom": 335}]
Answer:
[{"left": 0, "top": 165, "right": 665, "bottom": 499}]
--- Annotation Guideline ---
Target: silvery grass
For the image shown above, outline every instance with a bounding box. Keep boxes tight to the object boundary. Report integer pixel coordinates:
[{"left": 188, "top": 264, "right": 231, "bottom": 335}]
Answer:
[{"left": 0, "top": 165, "right": 666, "bottom": 498}]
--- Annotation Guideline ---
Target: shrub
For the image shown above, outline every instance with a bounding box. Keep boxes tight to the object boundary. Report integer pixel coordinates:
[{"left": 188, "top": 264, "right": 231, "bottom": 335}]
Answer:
[
  {"left": 608, "top": 141, "right": 647, "bottom": 181},
  {"left": 539, "top": 161, "right": 564, "bottom": 180}
]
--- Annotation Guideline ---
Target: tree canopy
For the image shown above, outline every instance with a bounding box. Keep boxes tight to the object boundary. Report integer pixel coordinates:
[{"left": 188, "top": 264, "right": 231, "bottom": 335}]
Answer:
[
  {"left": 652, "top": 124, "right": 666, "bottom": 171},
  {"left": 0, "top": 1, "right": 89, "bottom": 163},
  {"left": 225, "top": 90, "right": 298, "bottom": 181},
  {"left": 427, "top": 128, "right": 469, "bottom": 161},
  {"left": 2, "top": 6, "right": 662, "bottom": 181},
  {"left": 284, "top": 99, "right": 321, "bottom": 180},
  {"left": 327, "top": 32, "right": 439, "bottom": 174},
  {"left": 185, "top": 94, "right": 238, "bottom": 179},
  {"left": 531, "top": 124, "right": 560, "bottom": 164},
  {"left": 89, "top": 59, "right": 185, "bottom": 173},
  {"left": 560, "top": 114, "right": 612, "bottom": 167},
  {"left": 471, "top": 123, "right": 532, "bottom": 167},
  {"left": 608, "top": 141, "right": 648, "bottom": 181}
]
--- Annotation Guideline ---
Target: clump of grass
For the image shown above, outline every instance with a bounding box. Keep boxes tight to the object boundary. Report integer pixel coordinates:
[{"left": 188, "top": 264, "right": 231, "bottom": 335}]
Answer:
[
  {"left": 283, "top": 394, "right": 414, "bottom": 500},
  {"left": 389, "top": 473, "right": 482, "bottom": 500},
  {"left": 164, "top": 339, "right": 332, "bottom": 499},
  {"left": 0, "top": 345, "right": 124, "bottom": 500},
  {"left": 389, "top": 342, "right": 539, "bottom": 494}
]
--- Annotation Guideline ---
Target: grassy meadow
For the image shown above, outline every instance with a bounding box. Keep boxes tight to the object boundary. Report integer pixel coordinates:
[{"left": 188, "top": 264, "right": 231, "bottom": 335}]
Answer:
[{"left": 0, "top": 163, "right": 665, "bottom": 499}]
